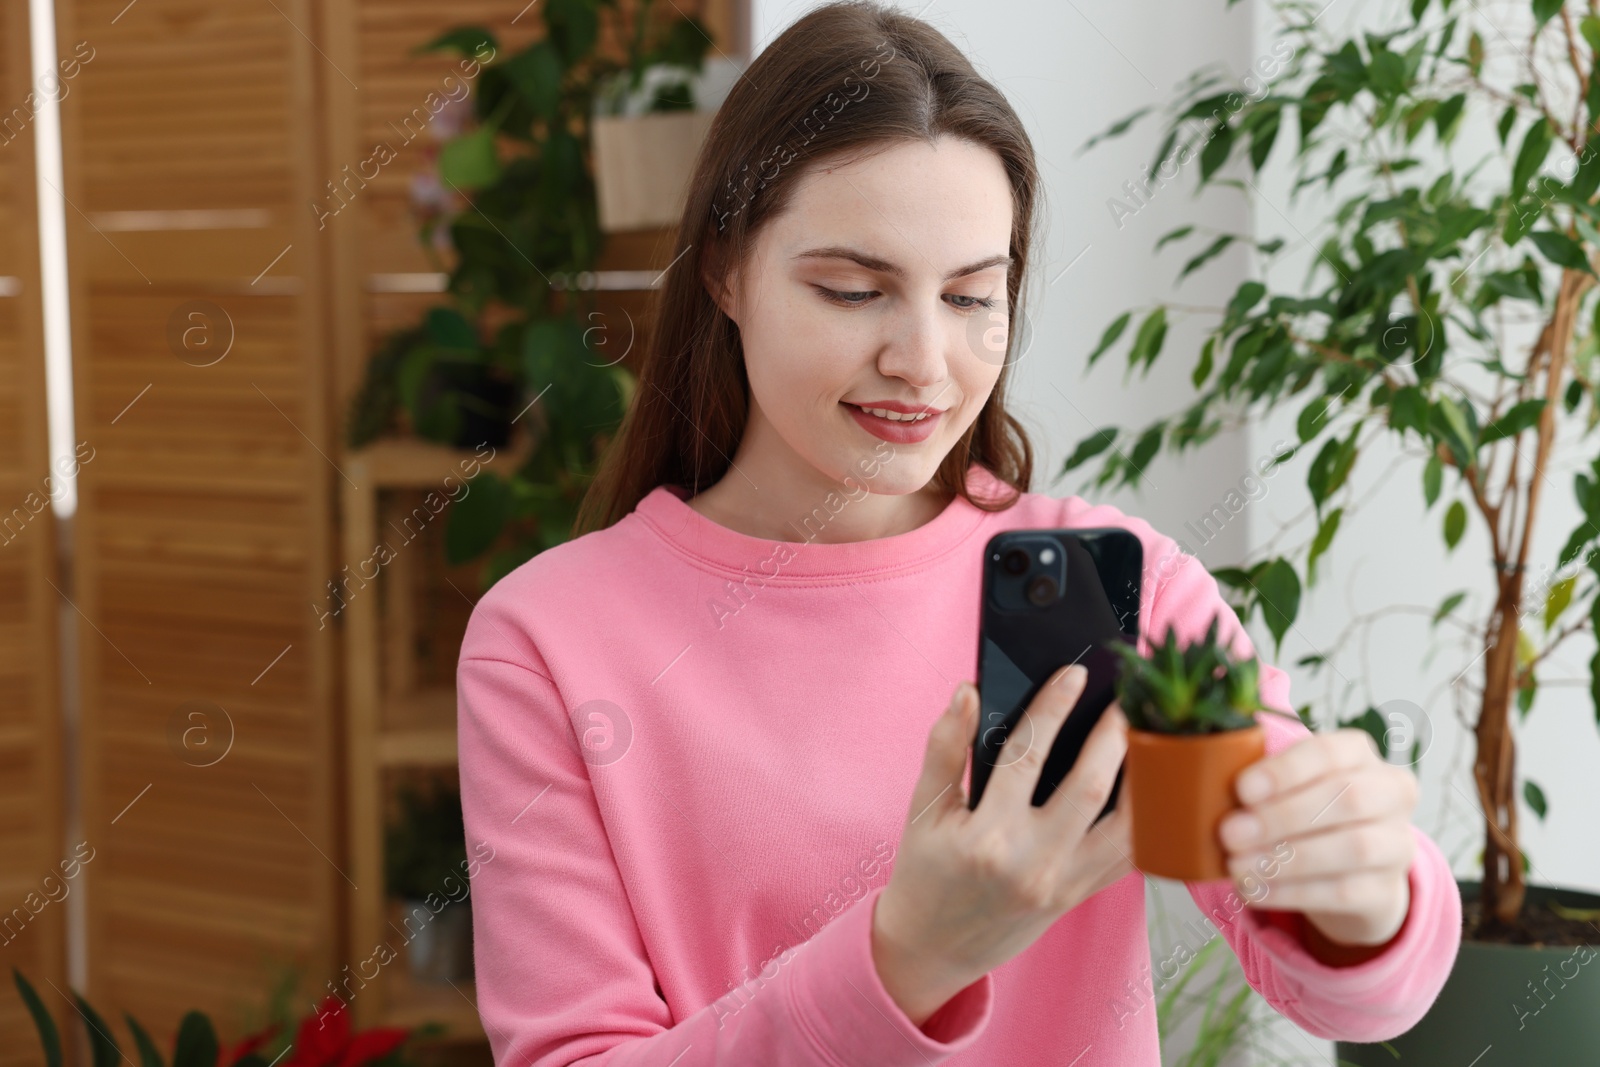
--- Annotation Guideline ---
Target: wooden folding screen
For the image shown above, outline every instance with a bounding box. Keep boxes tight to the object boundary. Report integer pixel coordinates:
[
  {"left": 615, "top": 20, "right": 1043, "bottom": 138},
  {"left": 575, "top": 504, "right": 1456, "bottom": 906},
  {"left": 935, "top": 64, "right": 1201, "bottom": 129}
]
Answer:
[
  {"left": 0, "top": 3, "right": 67, "bottom": 1063},
  {"left": 56, "top": 0, "right": 340, "bottom": 1040},
  {"left": 52, "top": 0, "right": 741, "bottom": 1047}
]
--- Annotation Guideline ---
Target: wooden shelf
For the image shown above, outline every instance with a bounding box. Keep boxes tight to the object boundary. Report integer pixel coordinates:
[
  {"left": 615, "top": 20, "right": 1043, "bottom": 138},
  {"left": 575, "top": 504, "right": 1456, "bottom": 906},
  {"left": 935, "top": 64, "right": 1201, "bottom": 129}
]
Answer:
[
  {"left": 378, "top": 684, "right": 458, "bottom": 766},
  {"left": 344, "top": 433, "right": 533, "bottom": 489}
]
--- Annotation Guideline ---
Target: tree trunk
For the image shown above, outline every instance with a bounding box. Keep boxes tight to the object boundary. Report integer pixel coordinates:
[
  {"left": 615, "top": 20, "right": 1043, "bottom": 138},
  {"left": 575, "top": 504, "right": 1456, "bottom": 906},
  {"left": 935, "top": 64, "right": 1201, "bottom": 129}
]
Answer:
[{"left": 1475, "top": 572, "right": 1524, "bottom": 930}]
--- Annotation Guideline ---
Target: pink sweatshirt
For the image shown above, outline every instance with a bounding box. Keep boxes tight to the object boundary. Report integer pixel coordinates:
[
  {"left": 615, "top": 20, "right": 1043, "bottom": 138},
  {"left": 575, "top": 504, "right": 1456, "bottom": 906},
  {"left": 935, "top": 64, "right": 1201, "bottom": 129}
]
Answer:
[{"left": 456, "top": 462, "right": 1461, "bottom": 1065}]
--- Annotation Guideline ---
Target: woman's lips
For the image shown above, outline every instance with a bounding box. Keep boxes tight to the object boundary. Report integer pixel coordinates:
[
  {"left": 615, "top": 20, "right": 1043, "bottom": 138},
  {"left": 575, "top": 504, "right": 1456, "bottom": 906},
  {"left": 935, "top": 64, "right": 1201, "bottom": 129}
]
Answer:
[{"left": 842, "top": 402, "right": 943, "bottom": 444}]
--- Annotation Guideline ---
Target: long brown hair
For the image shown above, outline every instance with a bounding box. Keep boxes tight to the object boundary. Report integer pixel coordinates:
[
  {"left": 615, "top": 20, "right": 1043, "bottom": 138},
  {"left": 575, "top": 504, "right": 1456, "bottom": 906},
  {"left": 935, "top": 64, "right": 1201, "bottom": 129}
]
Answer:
[{"left": 573, "top": 0, "right": 1041, "bottom": 536}]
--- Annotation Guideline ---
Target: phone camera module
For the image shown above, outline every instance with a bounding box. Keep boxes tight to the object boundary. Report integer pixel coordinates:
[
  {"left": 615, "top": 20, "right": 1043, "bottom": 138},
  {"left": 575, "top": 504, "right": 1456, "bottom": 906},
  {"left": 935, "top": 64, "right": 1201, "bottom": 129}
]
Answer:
[{"left": 1025, "top": 574, "right": 1059, "bottom": 606}]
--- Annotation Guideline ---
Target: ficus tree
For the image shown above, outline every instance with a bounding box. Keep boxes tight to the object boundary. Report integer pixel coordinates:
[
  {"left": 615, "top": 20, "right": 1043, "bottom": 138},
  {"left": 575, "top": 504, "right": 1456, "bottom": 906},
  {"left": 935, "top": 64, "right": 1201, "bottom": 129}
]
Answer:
[{"left": 1075, "top": 0, "right": 1600, "bottom": 932}]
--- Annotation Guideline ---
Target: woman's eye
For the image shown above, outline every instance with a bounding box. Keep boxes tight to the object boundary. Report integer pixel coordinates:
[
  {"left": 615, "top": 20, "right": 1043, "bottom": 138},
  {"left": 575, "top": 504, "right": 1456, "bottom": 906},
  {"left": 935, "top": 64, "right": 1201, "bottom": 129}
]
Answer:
[
  {"left": 816, "top": 286, "right": 876, "bottom": 306},
  {"left": 948, "top": 294, "right": 998, "bottom": 311}
]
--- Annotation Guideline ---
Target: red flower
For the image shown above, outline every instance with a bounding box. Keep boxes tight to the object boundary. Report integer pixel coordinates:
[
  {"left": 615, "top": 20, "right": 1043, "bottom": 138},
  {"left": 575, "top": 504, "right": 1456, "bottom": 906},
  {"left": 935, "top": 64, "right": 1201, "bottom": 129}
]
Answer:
[{"left": 282, "top": 997, "right": 411, "bottom": 1067}]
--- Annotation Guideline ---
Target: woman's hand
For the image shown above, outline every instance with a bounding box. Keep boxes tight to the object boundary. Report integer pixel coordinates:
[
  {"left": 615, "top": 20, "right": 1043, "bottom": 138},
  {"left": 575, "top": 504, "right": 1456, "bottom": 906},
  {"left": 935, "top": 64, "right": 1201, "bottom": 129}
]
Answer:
[
  {"left": 1220, "top": 729, "right": 1419, "bottom": 948},
  {"left": 872, "top": 663, "right": 1134, "bottom": 1027}
]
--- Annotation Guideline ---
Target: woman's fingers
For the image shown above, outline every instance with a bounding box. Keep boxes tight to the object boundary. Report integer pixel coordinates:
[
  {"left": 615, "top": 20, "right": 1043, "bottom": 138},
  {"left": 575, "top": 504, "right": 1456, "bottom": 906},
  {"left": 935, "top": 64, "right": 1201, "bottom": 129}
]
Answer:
[
  {"left": 974, "top": 663, "right": 1089, "bottom": 816},
  {"left": 1221, "top": 763, "right": 1417, "bottom": 851},
  {"left": 1041, "top": 699, "right": 1128, "bottom": 840},
  {"left": 1233, "top": 729, "right": 1374, "bottom": 805},
  {"left": 1225, "top": 821, "right": 1415, "bottom": 884},
  {"left": 1238, "top": 868, "right": 1406, "bottom": 917},
  {"left": 907, "top": 681, "right": 978, "bottom": 826}
]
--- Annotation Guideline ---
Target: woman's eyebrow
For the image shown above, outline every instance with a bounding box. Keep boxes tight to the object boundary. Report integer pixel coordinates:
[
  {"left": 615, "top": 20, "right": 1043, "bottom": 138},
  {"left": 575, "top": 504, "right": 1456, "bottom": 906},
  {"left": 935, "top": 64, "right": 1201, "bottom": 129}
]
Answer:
[{"left": 793, "top": 245, "right": 1012, "bottom": 281}]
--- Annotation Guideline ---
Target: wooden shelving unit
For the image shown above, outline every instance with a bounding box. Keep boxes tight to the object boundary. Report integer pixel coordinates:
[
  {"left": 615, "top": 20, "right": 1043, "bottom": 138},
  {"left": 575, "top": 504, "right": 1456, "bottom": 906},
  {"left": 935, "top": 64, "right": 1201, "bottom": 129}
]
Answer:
[{"left": 340, "top": 436, "right": 532, "bottom": 1040}]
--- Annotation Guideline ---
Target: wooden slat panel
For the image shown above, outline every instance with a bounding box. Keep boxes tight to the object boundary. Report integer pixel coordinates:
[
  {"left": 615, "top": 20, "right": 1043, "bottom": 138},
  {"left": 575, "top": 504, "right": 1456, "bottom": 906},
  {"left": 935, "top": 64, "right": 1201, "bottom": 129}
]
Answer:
[
  {"left": 0, "top": 3, "right": 67, "bottom": 1064},
  {"left": 58, "top": 0, "right": 337, "bottom": 1046}
]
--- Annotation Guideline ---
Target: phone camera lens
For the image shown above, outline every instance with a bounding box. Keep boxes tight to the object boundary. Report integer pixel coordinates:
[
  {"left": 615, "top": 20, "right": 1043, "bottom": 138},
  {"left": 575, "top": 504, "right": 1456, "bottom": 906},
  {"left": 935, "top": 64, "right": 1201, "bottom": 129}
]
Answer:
[
  {"left": 1025, "top": 574, "right": 1058, "bottom": 606},
  {"left": 1001, "top": 548, "right": 1030, "bottom": 575}
]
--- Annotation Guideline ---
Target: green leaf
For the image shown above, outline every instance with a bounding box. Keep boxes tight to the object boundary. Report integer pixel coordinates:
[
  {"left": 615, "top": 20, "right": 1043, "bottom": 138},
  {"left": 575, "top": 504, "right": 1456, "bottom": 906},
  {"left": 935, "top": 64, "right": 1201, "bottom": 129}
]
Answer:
[
  {"left": 424, "top": 306, "right": 477, "bottom": 350},
  {"left": 1127, "top": 308, "right": 1168, "bottom": 372},
  {"left": 1192, "top": 335, "right": 1215, "bottom": 388},
  {"left": 1444, "top": 499, "right": 1467, "bottom": 549},
  {"left": 545, "top": 0, "right": 600, "bottom": 63},
  {"left": 438, "top": 126, "right": 501, "bottom": 189},
  {"left": 1431, "top": 396, "right": 1475, "bottom": 469},
  {"left": 171, "top": 1013, "right": 218, "bottom": 1067},
  {"left": 1423, "top": 452, "right": 1443, "bottom": 506},
  {"left": 1307, "top": 507, "right": 1342, "bottom": 587},
  {"left": 11, "top": 971, "right": 62, "bottom": 1067},
  {"left": 503, "top": 40, "right": 564, "bottom": 120},
  {"left": 73, "top": 994, "right": 122, "bottom": 1067},
  {"left": 445, "top": 471, "right": 511, "bottom": 565},
  {"left": 1200, "top": 122, "right": 1234, "bottom": 181},
  {"left": 1178, "top": 235, "right": 1234, "bottom": 282},
  {"left": 1583, "top": 15, "right": 1600, "bottom": 53},
  {"left": 1532, "top": 0, "right": 1564, "bottom": 29},
  {"left": 1546, "top": 575, "right": 1577, "bottom": 631},
  {"left": 1155, "top": 224, "right": 1193, "bottom": 250},
  {"left": 1086, "top": 312, "right": 1131, "bottom": 367},
  {"left": 1529, "top": 230, "right": 1593, "bottom": 274},
  {"left": 1080, "top": 106, "right": 1154, "bottom": 154},
  {"left": 1523, "top": 779, "right": 1548, "bottom": 820},
  {"left": 125, "top": 1015, "right": 166, "bottom": 1067},
  {"left": 1517, "top": 135, "right": 1559, "bottom": 193},
  {"left": 1249, "top": 107, "right": 1281, "bottom": 171},
  {"left": 1496, "top": 103, "right": 1516, "bottom": 146},
  {"left": 1434, "top": 93, "right": 1466, "bottom": 144},
  {"left": 1123, "top": 422, "right": 1165, "bottom": 485},
  {"left": 1389, "top": 385, "right": 1429, "bottom": 436},
  {"left": 1432, "top": 590, "right": 1466, "bottom": 626},
  {"left": 1061, "top": 428, "right": 1118, "bottom": 473},
  {"left": 1296, "top": 395, "right": 1331, "bottom": 443},
  {"left": 1223, "top": 281, "right": 1266, "bottom": 332},
  {"left": 1574, "top": 134, "right": 1600, "bottom": 200},
  {"left": 1481, "top": 398, "right": 1546, "bottom": 443},
  {"left": 1256, "top": 557, "right": 1301, "bottom": 653}
]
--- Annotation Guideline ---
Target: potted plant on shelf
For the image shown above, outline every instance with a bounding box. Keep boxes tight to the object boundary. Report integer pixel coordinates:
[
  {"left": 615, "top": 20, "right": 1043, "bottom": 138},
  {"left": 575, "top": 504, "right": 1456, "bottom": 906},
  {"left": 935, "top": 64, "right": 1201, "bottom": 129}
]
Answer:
[
  {"left": 1109, "top": 615, "right": 1277, "bottom": 882},
  {"left": 11, "top": 969, "right": 420, "bottom": 1067},
  {"left": 347, "top": 3, "right": 714, "bottom": 590},
  {"left": 386, "top": 780, "right": 474, "bottom": 984},
  {"left": 590, "top": 0, "right": 728, "bottom": 232},
  {"left": 1077, "top": 0, "right": 1600, "bottom": 1059}
]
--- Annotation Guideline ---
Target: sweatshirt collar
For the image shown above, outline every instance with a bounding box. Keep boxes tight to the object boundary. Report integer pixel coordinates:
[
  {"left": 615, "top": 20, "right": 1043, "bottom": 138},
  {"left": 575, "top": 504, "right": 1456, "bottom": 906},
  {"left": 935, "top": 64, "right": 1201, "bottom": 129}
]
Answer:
[{"left": 631, "top": 462, "right": 1003, "bottom": 582}]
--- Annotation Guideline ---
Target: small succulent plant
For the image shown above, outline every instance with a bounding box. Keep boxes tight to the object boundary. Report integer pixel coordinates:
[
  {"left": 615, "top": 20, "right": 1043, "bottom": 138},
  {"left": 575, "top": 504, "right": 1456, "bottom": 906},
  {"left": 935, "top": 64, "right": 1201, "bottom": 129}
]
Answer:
[{"left": 1108, "top": 614, "right": 1270, "bottom": 735}]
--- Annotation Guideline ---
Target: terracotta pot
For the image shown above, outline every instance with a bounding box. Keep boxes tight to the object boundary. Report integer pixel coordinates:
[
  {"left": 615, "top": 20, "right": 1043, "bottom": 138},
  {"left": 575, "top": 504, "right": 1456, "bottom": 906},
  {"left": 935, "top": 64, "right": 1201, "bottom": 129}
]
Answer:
[{"left": 1125, "top": 725, "right": 1265, "bottom": 881}]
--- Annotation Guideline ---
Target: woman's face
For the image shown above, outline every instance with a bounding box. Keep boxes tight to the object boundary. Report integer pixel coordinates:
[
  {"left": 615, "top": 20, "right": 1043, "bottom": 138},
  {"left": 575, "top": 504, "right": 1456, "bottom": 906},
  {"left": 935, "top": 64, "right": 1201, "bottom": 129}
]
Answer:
[{"left": 710, "top": 134, "right": 1014, "bottom": 499}]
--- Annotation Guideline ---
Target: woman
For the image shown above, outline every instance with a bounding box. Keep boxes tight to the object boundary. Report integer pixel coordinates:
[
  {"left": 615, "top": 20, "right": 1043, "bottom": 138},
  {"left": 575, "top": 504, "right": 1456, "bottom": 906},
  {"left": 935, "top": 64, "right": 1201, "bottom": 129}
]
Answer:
[{"left": 456, "top": 3, "right": 1461, "bottom": 1063}]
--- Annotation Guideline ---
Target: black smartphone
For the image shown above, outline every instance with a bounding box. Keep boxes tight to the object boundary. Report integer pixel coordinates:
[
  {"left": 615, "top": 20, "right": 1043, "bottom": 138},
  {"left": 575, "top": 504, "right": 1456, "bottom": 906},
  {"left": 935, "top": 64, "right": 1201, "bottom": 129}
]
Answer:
[{"left": 967, "top": 527, "right": 1142, "bottom": 813}]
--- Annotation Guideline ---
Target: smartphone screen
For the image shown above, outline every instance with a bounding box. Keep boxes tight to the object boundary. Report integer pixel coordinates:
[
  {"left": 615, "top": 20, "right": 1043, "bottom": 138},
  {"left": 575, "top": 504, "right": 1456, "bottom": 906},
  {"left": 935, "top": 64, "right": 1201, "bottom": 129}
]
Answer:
[{"left": 967, "top": 528, "right": 1142, "bottom": 812}]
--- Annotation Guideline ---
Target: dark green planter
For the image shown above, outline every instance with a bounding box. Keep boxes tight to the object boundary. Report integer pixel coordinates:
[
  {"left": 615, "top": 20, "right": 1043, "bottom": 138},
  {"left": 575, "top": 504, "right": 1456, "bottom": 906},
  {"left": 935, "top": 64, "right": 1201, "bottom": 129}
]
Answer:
[{"left": 1335, "top": 882, "right": 1600, "bottom": 1065}]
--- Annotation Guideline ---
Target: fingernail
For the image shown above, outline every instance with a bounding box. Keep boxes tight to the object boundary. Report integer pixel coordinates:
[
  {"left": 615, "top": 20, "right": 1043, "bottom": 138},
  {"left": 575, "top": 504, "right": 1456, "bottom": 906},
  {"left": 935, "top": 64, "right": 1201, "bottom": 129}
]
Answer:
[
  {"left": 1236, "top": 769, "right": 1270, "bottom": 804},
  {"left": 1220, "top": 812, "right": 1261, "bottom": 848}
]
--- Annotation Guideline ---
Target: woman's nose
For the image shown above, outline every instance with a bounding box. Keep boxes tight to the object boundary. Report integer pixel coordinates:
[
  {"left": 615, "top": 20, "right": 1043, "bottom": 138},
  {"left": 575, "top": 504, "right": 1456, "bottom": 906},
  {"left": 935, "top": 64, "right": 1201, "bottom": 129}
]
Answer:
[{"left": 877, "top": 301, "right": 950, "bottom": 389}]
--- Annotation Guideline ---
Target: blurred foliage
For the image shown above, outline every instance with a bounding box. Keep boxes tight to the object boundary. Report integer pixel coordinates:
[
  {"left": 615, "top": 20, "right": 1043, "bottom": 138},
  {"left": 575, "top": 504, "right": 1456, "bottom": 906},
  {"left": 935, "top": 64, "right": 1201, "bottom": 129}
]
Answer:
[{"left": 347, "top": 0, "right": 710, "bottom": 588}]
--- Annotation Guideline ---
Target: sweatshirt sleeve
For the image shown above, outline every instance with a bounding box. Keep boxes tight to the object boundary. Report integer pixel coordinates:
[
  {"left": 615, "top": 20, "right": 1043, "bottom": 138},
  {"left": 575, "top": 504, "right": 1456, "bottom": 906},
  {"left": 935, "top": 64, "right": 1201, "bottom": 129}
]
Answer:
[
  {"left": 1143, "top": 544, "right": 1462, "bottom": 1043},
  {"left": 456, "top": 602, "right": 994, "bottom": 1067}
]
